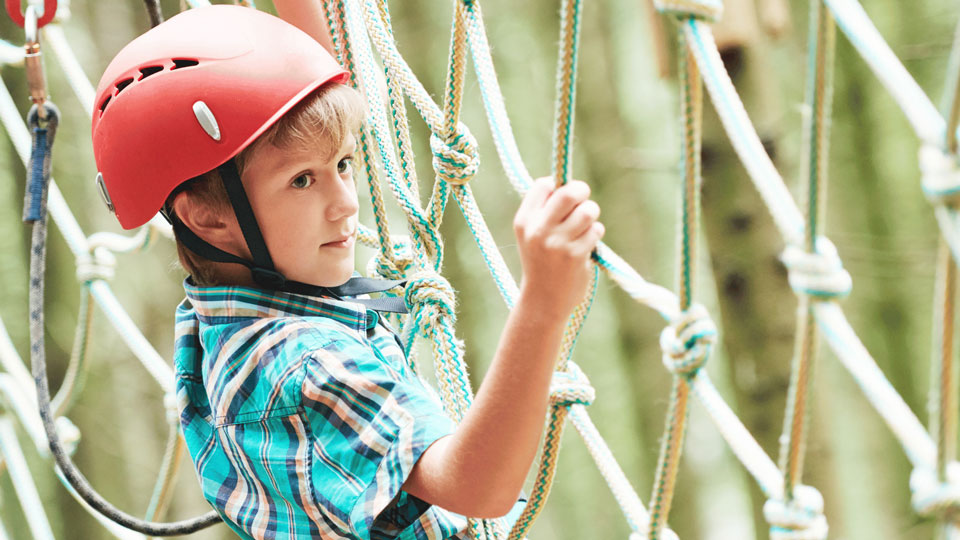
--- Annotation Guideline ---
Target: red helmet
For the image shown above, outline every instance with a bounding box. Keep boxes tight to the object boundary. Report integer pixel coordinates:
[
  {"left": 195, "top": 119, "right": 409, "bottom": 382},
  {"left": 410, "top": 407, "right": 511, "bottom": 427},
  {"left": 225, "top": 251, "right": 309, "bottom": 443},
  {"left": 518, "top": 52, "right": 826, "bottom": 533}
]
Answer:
[{"left": 92, "top": 5, "right": 348, "bottom": 229}]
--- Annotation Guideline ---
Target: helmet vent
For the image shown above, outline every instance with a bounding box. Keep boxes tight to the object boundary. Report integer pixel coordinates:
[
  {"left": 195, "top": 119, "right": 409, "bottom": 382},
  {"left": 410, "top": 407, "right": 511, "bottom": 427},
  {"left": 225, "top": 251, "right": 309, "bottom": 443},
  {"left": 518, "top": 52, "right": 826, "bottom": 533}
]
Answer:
[
  {"left": 172, "top": 58, "right": 199, "bottom": 70},
  {"left": 99, "top": 95, "right": 112, "bottom": 113},
  {"left": 138, "top": 66, "right": 163, "bottom": 80},
  {"left": 115, "top": 78, "right": 134, "bottom": 94}
]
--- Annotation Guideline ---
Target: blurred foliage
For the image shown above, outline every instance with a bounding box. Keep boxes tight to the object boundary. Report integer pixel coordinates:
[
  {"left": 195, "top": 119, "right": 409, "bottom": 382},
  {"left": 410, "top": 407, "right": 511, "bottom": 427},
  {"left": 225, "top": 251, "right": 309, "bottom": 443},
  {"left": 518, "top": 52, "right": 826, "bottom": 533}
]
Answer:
[{"left": 1, "top": 0, "right": 959, "bottom": 538}]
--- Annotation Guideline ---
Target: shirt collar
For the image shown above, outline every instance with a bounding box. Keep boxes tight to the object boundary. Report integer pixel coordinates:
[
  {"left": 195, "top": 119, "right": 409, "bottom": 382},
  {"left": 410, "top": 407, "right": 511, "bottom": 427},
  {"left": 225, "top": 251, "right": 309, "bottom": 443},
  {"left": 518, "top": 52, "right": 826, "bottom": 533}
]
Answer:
[{"left": 182, "top": 278, "right": 374, "bottom": 332}]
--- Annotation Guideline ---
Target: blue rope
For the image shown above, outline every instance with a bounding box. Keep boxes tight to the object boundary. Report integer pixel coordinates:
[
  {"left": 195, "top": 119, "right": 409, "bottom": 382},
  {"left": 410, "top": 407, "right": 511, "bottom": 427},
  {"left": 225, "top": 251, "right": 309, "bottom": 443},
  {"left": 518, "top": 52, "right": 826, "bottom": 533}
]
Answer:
[{"left": 23, "top": 123, "right": 49, "bottom": 223}]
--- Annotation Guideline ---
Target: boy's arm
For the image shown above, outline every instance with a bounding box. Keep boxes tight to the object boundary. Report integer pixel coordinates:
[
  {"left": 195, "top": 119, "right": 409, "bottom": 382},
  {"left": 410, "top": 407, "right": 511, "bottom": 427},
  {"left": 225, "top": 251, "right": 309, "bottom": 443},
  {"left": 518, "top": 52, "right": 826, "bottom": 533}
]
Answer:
[
  {"left": 273, "top": 0, "right": 335, "bottom": 54},
  {"left": 403, "top": 177, "right": 604, "bottom": 518}
]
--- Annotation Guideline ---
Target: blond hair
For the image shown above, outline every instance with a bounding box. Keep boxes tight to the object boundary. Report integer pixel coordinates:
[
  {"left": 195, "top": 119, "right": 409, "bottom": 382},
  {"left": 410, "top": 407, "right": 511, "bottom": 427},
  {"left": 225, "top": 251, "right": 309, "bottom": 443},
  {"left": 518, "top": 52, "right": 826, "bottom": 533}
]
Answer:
[{"left": 167, "top": 83, "right": 365, "bottom": 286}]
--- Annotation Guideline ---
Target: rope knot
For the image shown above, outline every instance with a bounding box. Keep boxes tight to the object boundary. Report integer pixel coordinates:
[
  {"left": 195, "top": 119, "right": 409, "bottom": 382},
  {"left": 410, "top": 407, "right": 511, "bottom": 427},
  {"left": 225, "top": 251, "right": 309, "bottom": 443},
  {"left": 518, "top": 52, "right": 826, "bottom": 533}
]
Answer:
[
  {"left": 630, "top": 530, "right": 679, "bottom": 540},
  {"left": 76, "top": 246, "right": 116, "bottom": 282},
  {"left": 910, "top": 465, "right": 960, "bottom": 518},
  {"left": 549, "top": 362, "right": 595, "bottom": 407},
  {"left": 659, "top": 304, "right": 717, "bottom": 376},
  {"left": 163, "top": 391, "right": 179, "bottom": 426},
  {"left": 763, "top": 485, "right": 828, "bottom": 540},
  {"left": 652, "top": 0, "right": 723, "bottom": 22},
  {"left": 367, "top": 236, "right": 415, "bottom": 280},
  {"left": 430, "top": 124, "right": 479, "bottom": 185},
  {"left": 780, "top": 237, "right": 851, "bottom": 300},
  {"left": 404, "top": 272, "right": 457, "bottom": 322},
  {"left": 920, "top": 144, "right": 960, "bottom": 206}
]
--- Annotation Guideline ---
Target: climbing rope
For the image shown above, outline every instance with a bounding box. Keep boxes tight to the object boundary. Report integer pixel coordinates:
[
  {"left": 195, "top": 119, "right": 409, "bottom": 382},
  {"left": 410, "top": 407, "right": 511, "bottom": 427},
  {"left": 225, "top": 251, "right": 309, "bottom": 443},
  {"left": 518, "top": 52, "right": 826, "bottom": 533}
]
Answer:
[
  {"left": 772, "top": 4, "right": 836, "bottom": 538},
  {"left": 4, "top": 0, "right": 960, "bottom": 538},
  {"left": 24, "top": 96, "right": 221, "bottom": 535},
  {"left": 647, "top": 20, "right": 710, "bottom": 536}
]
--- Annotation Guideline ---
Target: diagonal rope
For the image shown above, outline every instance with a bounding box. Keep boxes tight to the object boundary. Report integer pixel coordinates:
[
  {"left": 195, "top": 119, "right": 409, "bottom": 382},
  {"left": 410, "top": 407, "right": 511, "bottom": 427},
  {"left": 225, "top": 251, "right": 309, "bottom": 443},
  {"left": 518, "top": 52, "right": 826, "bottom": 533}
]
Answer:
[{"left": 3, "top": 0, "right": 958, "bottom": 538}]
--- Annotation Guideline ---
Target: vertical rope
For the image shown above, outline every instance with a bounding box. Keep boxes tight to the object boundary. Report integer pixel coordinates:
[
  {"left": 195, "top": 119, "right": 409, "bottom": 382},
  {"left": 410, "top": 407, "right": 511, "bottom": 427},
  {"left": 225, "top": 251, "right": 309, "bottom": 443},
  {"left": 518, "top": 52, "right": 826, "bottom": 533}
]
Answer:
[
  {"left": 425, "top": 0, "right": 470, "bottom": 228},
  {"left": 931, "top": 240, "right": 957, "bottom": 482},
  {"left": 142, "top": 0, "right": 164, "bottom": 27},
  {"left": 930, "top": 19, "right": 960, "bottom": 526},
  {"left": 940, "top": 19, "right": 960, "bottom": 153},
  {"left": 24, "top": 101, "right": 220, "bottom": 535},
  {"left": 144, "top": 426, "right": 185, "bottom": 522},
  {"left": 551, "top": 0, "right": 582, "bottom": 186},
  {"left": 648, "top": 29, "right": 702, "bottom": 540},
  {"left": 935, "top": 10, "right": 960, "bottom": 496},
  {"left": 777, "top": 0, "right": 835, "bottom": 503},
  {"left": 50, "top": 285, "right": 92, "bottom": 416},
  {"left": 322, "top": 0, "right": 399, "bottom": 276}
]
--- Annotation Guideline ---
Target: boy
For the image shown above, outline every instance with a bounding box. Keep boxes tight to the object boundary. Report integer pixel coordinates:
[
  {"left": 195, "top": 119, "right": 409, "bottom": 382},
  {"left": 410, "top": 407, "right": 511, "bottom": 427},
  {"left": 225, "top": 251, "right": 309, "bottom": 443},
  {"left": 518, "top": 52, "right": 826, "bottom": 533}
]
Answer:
[{"left": 92, "top": 4, "right": 604, "bottom": 539}]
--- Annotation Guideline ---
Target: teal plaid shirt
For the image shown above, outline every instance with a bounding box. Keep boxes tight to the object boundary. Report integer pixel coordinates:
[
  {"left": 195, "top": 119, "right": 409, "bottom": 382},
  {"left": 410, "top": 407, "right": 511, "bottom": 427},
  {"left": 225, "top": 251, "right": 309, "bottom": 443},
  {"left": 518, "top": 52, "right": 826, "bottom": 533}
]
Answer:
[{"left": 174, "top": 280, "right": 469, "bottom": 539}]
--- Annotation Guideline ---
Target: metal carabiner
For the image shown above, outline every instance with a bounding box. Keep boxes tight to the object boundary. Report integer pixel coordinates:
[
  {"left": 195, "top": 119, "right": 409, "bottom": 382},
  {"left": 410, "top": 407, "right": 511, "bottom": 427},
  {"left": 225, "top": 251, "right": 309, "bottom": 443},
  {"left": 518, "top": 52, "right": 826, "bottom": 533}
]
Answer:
[
  {"left": 23, "top": 4, "right": 48, "bottom": 120},
  {"left": 5, "top": 0, "right": 56, "bottom": 28}
]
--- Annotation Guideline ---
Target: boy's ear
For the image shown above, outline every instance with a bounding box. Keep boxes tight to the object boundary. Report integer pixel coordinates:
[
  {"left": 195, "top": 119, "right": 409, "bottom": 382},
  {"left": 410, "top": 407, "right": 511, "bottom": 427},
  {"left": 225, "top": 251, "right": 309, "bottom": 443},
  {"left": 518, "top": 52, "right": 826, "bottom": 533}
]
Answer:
[{"left": 171, "top": 192, "right": 247, "bottom": 257}]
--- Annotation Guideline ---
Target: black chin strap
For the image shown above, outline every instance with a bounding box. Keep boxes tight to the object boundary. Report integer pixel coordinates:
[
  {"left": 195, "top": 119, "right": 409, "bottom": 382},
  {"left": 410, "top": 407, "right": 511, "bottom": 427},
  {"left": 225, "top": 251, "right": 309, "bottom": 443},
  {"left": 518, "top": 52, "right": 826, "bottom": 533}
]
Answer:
[{"left": 170, "top": 159, "right": 407, "bottom": 314}]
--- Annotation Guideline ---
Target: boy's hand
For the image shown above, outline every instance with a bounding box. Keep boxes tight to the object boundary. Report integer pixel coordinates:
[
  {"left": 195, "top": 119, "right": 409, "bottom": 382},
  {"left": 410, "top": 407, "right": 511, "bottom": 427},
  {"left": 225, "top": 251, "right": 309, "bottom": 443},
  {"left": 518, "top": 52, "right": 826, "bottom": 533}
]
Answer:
[
  {"left": 513, "top": 177, "right": 605, "bottom": 316},
  {"left": 405, "top": 177, "right": 604, "bottom": 516}
]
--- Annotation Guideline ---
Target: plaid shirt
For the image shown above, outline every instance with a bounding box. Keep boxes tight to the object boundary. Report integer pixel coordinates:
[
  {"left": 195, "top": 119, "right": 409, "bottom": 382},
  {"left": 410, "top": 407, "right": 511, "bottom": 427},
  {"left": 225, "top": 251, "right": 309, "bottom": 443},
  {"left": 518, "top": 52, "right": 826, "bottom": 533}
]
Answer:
[{"left": 174, "top": 280, "right": 469, "bottom": 539}]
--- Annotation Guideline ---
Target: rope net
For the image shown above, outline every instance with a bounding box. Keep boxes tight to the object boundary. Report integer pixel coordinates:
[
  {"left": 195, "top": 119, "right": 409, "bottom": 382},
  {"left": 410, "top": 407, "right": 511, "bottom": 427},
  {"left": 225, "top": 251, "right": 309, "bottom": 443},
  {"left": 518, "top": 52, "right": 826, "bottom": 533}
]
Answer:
[{"left": 0, "top": 0, "right": 958, "bottom": 538}]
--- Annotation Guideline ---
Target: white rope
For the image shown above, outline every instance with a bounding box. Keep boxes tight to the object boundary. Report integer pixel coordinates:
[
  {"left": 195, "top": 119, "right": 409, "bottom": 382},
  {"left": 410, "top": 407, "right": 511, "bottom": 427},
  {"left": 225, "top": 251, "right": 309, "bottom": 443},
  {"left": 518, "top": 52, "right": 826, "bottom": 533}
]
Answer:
[
  {"left": 76, "top": 247, "right": 116, "bottom": 283},
  {"left": 780, "top": 237, "right": 852, "bottom": 299},
  {"left": 813, "top": 302, "right": 937, "bottom": 469},
  {"left": 763, "top": 485, "right": 828, "bottom": 540},
  {"left": 0, "top": 374, "right": 48, "bottom": 453},
  {"left": 934, "top": 206, "right": 960, "bottom": 267},
  {"left": 568, "top": 406, "right": 659, "bottom": 535},
  {"left": 689, "top": 374, "right": 785, "bottom": 498},
  {"left": 683, "top": 20, "right": 806, "bottom": 246},
  {"left": 44, "top": 24, "right": 95, "bottom": 118},
  {"left": 0, "top": 68, "right": 174, "bottom": 394},
  {"left": 88, "top": 281, "right": 174, "bottom": 392},
  {"left": 0, "top": 40, "right": 25, "bottom": 66},
  {"left": 824, "top": 0, "right": 946, "bottom": 145},
  {"left": 0, "top": 416, "right": 56, "bottom": 540},
  {"left": 594, "top": 244, "right": 681, "bottom": 320},
  {"left": 911, "top": 463, "right": 960, "bottom": 517},
  {"left": 0, "top": 314, "right": 34, "bottom": 395},
  {"left": 921, "top": 144, "right": 960, "bottom": 205},
  {"left": 652, "top": 0, "right": 722, "bottom": 22}
]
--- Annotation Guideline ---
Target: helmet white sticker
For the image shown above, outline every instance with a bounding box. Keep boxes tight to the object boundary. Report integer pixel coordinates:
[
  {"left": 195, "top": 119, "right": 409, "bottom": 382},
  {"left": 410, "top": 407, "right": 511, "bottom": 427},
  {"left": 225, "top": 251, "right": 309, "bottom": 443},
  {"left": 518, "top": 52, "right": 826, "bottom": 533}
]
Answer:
[{"left": 192, "top": 101, "right": 221, "bottom": 141}]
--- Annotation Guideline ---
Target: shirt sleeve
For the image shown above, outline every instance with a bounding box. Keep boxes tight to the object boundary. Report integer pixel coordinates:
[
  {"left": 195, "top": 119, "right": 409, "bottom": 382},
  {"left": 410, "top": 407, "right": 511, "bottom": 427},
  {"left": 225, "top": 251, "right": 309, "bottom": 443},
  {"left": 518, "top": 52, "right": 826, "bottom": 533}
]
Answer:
[{"left": 299, "top": 327, "right": 456, "bottom": 539}]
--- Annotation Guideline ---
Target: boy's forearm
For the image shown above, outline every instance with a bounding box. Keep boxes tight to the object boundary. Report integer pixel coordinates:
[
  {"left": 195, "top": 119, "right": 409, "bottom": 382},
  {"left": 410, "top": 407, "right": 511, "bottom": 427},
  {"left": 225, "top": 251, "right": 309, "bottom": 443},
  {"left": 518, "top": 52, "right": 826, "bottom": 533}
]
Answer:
[
  {"left": 404, "top": 286, "right": 570, "bottom": 516},
  {"left": 273, "top": 0, "right": 335, "bottom": 54}
]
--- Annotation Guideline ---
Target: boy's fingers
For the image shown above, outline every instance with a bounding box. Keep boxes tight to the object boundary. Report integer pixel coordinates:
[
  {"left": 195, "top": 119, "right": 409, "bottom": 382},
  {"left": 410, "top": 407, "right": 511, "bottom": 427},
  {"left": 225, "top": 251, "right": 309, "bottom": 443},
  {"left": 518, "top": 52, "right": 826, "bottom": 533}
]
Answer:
[
  {"left": 518, "top": 176, "right": 554, "bottom": 216},
  {"left": 558, "top": 200, "right": 600, "bottom": 237},
  {"left": 543, "top": 181, "right": 591, "bottom": 224},
  {"left": 569, "top": 221, "right": 605, "bottom": 255}
]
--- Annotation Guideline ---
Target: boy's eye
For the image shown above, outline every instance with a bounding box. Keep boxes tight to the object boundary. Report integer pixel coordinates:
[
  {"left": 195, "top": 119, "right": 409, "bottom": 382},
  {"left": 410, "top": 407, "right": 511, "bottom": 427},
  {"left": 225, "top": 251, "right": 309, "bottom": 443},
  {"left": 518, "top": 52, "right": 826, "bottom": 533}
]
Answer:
[
  {"left": 291, "top": 174, "right": 314, "bottom": 189},
  {"left": 338, "top": 157, "right": 353, "bottom": 175}
]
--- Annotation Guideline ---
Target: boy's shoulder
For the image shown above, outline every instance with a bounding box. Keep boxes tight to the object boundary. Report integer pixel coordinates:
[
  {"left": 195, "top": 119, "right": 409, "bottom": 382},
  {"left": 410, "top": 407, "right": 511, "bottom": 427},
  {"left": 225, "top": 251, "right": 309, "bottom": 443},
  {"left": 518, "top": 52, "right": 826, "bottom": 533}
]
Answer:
[{"left": 175, "top": 281, "right": 389, "bottom": 400}]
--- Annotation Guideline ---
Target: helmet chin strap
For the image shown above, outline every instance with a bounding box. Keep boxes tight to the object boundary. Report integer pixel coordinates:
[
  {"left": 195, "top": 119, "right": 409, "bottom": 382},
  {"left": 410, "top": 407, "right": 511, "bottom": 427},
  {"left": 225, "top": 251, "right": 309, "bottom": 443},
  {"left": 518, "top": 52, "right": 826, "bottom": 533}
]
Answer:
[{"left": 170, "top": 158, "right": 408, "bottom": 313}]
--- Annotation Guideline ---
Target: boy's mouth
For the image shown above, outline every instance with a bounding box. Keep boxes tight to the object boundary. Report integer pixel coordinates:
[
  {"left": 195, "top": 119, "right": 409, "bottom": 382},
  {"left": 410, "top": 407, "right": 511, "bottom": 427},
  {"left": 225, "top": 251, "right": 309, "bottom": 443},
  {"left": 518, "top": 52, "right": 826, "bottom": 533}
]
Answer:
[{"left": 321, "top": 232, "right": 355, "bottom": 249}]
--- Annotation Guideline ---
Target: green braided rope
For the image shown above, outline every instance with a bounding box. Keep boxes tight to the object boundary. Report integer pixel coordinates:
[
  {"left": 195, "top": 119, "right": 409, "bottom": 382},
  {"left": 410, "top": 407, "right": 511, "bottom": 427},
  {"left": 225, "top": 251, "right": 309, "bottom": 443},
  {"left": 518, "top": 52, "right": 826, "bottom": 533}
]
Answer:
[
  {"left": 551, "top": 0, "right": 583, "bottom": 186},
  {"left": 50, "top": 284, "right": 93, "bottom": 416},
  {"left": 777, "top": 1, "right": 835, "bottom": 509},
  {"left": 648, "top": 27, "right": 703, "bottom": 540},
  {"left": 323, "top": 0, "right": 401, "bottom": 275},
  {"left": 507, "top": 267, "right": 599, "bottom": 540}
]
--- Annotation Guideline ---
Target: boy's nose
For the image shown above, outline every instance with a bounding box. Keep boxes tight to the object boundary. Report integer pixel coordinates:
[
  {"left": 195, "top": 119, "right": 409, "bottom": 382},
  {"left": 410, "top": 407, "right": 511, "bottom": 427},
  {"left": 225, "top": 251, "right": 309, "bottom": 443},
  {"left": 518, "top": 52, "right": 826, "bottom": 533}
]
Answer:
[{"left": 325, "top": 179, "right": 359, "bottom": 221}]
